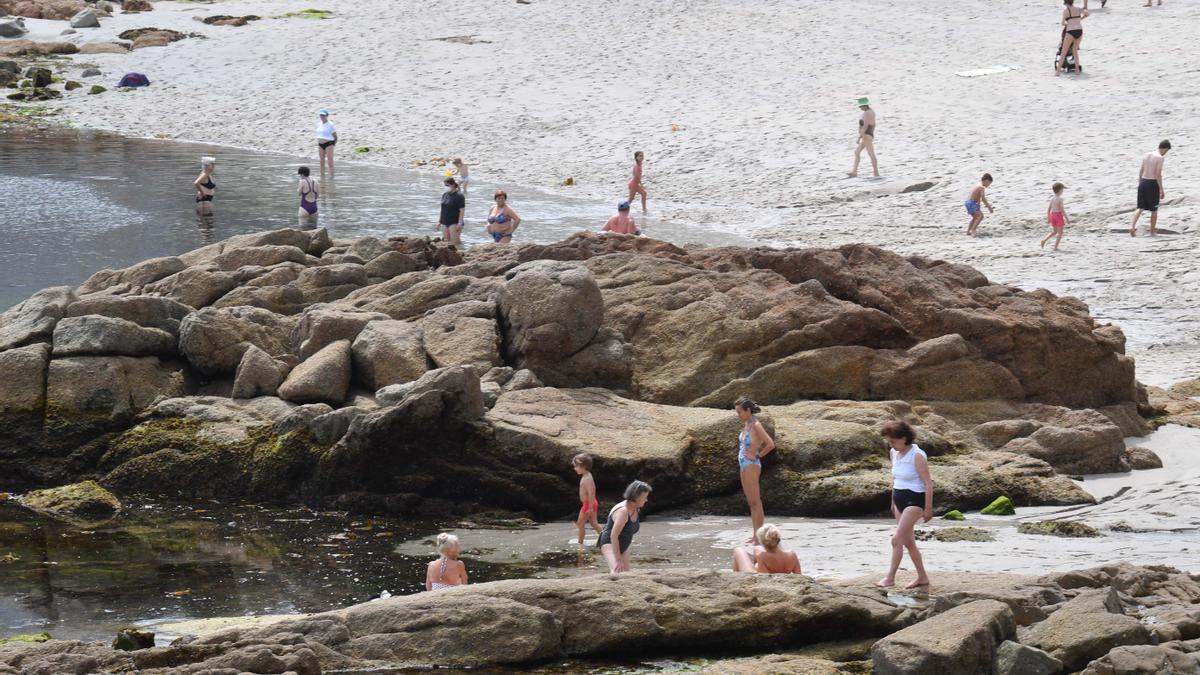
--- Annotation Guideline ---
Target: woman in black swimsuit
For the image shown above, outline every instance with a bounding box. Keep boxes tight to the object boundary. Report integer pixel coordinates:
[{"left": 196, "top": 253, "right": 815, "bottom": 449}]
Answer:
[
  {"left": 599, "top": 480, "right": 651, "bottom": 574},
  {"left": 1056, "top": 0, "right": 1087, "bottom": 76},
  {"left": 194, "top": 156, "right": 216, "bottom": 215}
]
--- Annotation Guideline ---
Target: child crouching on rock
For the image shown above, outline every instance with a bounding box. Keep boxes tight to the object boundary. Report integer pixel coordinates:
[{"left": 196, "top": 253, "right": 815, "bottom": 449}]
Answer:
[{"left": 426, "top": 533, "right": 468, "bottom": 591}]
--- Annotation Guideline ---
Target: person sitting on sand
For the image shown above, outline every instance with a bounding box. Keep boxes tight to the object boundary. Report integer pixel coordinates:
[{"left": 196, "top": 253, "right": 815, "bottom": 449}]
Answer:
[
  {"left": 426, "top": 533, "right": 468, "bottom": 591},
  {"left": 848, "top": 97, "right": 879, "bottom": 178},
  {"left": 486, "top": 190, "right": 521, "bottom": 244},
  {"left": 1056, "top": 0, "right": 1087, "bottom": 77},
  {"left": 965, "top": 173, "right": 994, "bottom": 236},
  {"left": 878, "top": 420, "right": 932, "bottom": 590},
  {"left": 451, "top": 158, "right": 470, "bottom": 196},
  {"left": 438, "top": 177, "right": 466, "bottom": 246},
  {"left": 316, "top": 108, "right": 337, "bottom": 176},
  {"left": 599, "top": 480, "right": 651, "bottom": 574},
  {"left": 732, "top": 524, "right": 801, "bottom": 574},
  {"left": 1130, "top": 139, "right": 1170, "bottom": 237},
  {"left": 297, "top": 166, "right": 318, "bottom": 222},
  {"left": 627, "top": 151, "right": 647, "bottom": 213},
  {"left": 1041, "top": 182, "right": 1068, "bottom": 250},
  {"left": 194, "top": 156, "right": 216, "bottom": 215},
  {"left": 602, "top": 201, "right": 640, "bottom": 235}
]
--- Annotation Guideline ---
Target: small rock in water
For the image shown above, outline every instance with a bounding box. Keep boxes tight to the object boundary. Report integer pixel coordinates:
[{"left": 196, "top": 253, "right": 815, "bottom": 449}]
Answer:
[
  {"left": 64, "top": 80, "right": 81, "bottom": 91},
  {"left": 81, "top": 68, "right": 101, "bottom": 78},
  {"left": 112, "top": 628, "right": 154, "bottom": 651},
  {"left": 942, "top": 509, "right": 965, "bottom": 521},
  {"left": 0, "top": 18, "right": 28, "bottom": 39},
  {"left": 88, "top": 84, "right": 107, "bottom": 94},
  {"left": 1017, "top": 520, "right": 1102, "bottom": 538},
  {"left": 981, "top": 495, "right": 1015, "bottom": 515},
  {"left": 22, "top": 480, "right": 121, "bottom": 518},
  {"left": 70, "top": 9, "right": 101, "bottom": 28},
  {"left": 61, "top": 28, "right": 76, "bottom": 35}
]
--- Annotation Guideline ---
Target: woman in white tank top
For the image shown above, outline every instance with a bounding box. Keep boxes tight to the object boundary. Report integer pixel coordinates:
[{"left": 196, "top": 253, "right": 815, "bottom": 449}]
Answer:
[{"left": 878, "top": 420, "right": 933, "bottom": 590}]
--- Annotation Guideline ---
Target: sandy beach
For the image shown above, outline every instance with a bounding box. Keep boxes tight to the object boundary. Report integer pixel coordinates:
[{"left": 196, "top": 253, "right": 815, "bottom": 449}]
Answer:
[{"left": 18, "top": 0, "right": 1199, "bottom": 384}]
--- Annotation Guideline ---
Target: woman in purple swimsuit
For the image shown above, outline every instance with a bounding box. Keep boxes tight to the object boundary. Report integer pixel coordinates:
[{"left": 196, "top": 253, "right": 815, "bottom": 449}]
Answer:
[
  {"left": 486, "top": 191, "right": 521, "bottom": 244},
  {"left": 297, "top": 166, "right": 318, "bottom": 222}
]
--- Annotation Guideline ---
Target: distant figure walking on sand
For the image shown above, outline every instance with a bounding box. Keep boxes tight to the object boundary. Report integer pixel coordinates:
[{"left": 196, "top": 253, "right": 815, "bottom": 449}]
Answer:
[
  {"left": 438, "top": 177, "right": 466, "bottom": 246},
  {"left": 316, "top": 108, "right": 337, "bottom": 176},
  {"left": 599, "top": 480, "right": 651, "bottom": 574},
  {"left": 486, "top": 190, "right": 521, "bottom": 244},
  {"left": 451, "top": 158, "right": 470, "bottom": 196},
  {"left": 848, "top": 97, "right": 879, "bottom": 178},
  {"left": 297, "top": 166, "right": 318, "bottom": 222},
  {"left": 193, "top": 156, "right": 216, "bottom": 215},
  {"left": 965, "top": 173, "right": 994, "bottom": 235},
  {"left": 878, "top": 421, "right": 932, "bottom": 590},
  {"left": 602, "top": 201, "right": 640, "bottom": 235},
  {"left": 1131, "top": 139, "right": 1171, "bottom": 237},
  {"left": 735, "top": 396, "right": 775, "bottom": 545},
  {"left": 426, "top": 533, "right": 468, "bottom": 591},
  {"left": 627, "top": 151, "right": 647, "bottom": 213},
  {"left": 1056, "top": 0, "right": 1087, "bottom": 76},
  {"left": 1042, "top": 182, "right": 1068, "bottom": 250},
  {"left": 732, "top": 524, "right": 802, "bottom": 574},
  {"left": 1145, "top": 0, "right": 1162, "bottom": 7},
  {"left": 573, "top": 453, "right": 603, "bottom": 545}
]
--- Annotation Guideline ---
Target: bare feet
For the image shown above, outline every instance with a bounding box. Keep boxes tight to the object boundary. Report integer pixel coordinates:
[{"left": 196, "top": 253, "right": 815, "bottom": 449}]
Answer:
[
  {"left": 1041, "top": 239, "right": 1046, "bottom": 249},
  {"left": 905, "top": 578, "right": 930, "bottom": 589},
  {"left": 876, "top": 578, "right": 895, "bottom": 588},
  {"left": 1130, "top": 228, "right": 1137, "bottom": 237},
  {"left": 847, "top": 171, "right": 858, "bottom": 177}
]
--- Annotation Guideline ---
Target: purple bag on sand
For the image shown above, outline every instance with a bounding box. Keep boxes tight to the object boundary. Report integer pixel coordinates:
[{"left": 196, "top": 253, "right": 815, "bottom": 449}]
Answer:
[{"left": 117, "top": 72, "right": 151, "bottom": 88}]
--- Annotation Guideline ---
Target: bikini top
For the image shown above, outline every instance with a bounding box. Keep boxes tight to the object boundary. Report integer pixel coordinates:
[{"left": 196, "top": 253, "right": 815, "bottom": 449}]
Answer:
[
  {"left": 488, "top": 213, "right": 510, "bottom": 224},
  {"left": 200, "top": 177, "right": 215, "bottom": 189}
]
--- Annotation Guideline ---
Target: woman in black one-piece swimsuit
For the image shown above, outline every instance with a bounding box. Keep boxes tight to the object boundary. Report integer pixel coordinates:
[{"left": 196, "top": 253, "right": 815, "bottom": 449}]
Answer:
[{"left": 599, "top": 480, "right": 652, "bottom": 574}]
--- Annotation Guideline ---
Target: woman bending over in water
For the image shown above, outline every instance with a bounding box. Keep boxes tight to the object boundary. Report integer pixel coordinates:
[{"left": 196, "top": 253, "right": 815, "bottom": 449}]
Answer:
[
  {"left": 194, "top": 156, "right": 216, "bottom": 215},
  {"left": 426, "top": 533, "right": 468, "bottom": 591},
  {"left": 732, "top": 524, "right": 801, "bottom": 574},
  {"left": 297, "top": 166, "right": 318, "bottom": 222},
  {"left": 486, "top": 190, "right": 521, "bottom": 243},
  {"left": 599, "top": 480, "right": 652, "bottom": 574},
  {"left": 878, "top": 420, "right": 933, "bottom": 589}
]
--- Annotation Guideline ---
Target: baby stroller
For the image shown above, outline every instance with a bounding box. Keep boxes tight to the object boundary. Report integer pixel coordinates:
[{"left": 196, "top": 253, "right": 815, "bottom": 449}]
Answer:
[{"left": 1055, "top": 30, "right": 1078, "bottom": 73}]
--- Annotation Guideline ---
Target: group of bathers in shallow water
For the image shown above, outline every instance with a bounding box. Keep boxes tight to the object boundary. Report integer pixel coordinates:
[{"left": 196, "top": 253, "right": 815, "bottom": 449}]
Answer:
[{"left": 424, "top": 404, "right": 935, "bottom": 591}]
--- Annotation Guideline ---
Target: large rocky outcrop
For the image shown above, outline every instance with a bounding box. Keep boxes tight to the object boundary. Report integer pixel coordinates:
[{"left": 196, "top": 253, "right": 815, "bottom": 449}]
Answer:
[
  {"left": 3, "top": 564, "right": 1196, "bottom": 673},
  {"left": 0, "top": 229, "right": 1147, "bottom": 510}
]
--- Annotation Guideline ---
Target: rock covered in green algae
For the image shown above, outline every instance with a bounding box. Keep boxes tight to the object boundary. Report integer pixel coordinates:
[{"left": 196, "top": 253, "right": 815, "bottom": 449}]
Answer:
[
  {"left": 1017, "top": 520, "right": 1102, "bottom": 538},
  {"left": 0, "top": 633, "right": 51, "bottom": 645},
  {"left": 21, "top": 480, "right": 120, "bottom": 518},
  {"left": 981, "top": 496, "right": 1015, "bottom": 515},
  {"left": 942, "top": 509, "right": 965, "bottom": 521},
  {"left": 914, "top": 527, "right": 993, "bottom": 543},
  {"left": 88, "top": 84, "right": 106, "bottom": 94},
  {"left": 112, "top": 629, "right": 154, "bottom": 651}
]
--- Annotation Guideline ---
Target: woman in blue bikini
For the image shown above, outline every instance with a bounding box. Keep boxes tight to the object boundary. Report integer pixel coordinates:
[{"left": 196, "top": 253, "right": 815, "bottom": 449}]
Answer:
[
  {"left": 735, "top": 396, "right": 775, "bottom": 544},
  {"left": 486, "top": 190, "right": 521, "bottom": 244}
]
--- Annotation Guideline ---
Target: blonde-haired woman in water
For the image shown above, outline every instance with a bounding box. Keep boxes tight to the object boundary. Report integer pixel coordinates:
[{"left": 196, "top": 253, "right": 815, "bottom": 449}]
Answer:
[
  {"left": 878, "top": 420, "right": 933, "bottom": 589},
  {"left": 425, "top": 533, "right": 468, "bottom": 591},
  {"left": 194, "top": 156, "right": 216, "bottom": 215},
  {"left": 732, "top": 524, "right": 801, "bottom": 573},
  {"left": 735, "top": 396, "right": 775, "bottom": 544}
]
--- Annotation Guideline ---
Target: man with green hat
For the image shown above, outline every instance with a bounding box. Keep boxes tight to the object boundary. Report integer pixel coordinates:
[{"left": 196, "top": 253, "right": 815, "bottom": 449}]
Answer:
[{"left": 848, "top": 96, "right": 879, "bottom": 178}]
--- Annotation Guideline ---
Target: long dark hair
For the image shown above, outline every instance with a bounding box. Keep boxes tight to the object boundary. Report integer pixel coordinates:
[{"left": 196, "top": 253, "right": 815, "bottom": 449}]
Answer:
[{"left": 735, "top": 396, "right": 761, "bottom": 414}]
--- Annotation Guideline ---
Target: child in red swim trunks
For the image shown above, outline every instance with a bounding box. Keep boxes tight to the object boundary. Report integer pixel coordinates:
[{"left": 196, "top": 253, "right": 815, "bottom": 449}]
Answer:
[
  {"left": 574, "top": 453, "right": 603, "bottom": 545},
  {"left": 1041, "top": 182, "right": 1069, "bottom": 251}
]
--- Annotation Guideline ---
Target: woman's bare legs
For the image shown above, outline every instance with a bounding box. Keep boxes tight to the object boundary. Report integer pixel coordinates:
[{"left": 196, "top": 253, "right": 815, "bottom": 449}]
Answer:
[
  {"left": 739, "top": 464, "right": 765, "bottom": 544},
  {"left": 878, "top": 506, "right": 929, "bottom": 588},
  {"left": 1072, "top": 36, "right": 1082, "bottom": 72},
  {"left": 732, "top": 547, "right": 756, "bottom": 572},
  {"left": 1056, "top": 34, "right": 1077, "bottom": 75}
]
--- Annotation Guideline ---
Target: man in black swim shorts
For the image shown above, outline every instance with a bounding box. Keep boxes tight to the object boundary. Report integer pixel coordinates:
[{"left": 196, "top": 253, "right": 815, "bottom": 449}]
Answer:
[{"left": 1131, "top": 139, "right": 1171, "bottom": 237}]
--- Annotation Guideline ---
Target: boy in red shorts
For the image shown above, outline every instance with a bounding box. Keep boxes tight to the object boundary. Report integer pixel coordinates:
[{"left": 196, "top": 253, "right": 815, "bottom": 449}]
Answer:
[{"left": 573, "top": 453, "right": 603, "bottom": 545}]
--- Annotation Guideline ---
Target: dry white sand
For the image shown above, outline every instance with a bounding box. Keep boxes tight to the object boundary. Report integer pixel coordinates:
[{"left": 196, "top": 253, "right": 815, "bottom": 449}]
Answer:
[{"left": 29, "top": 0, "right": 1200, "bottom": 385}]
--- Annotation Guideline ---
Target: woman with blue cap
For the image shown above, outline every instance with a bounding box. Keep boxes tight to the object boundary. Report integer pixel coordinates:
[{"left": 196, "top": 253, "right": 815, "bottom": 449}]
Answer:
[{"left": 316, "top": 108, "right": 337, "bottom": 176}]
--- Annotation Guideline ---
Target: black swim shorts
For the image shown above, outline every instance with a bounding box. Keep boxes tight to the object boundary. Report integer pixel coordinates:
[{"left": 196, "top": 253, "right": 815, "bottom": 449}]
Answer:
[{"left": 1137, "top": 178, "right": 1160, "bottom": 212}]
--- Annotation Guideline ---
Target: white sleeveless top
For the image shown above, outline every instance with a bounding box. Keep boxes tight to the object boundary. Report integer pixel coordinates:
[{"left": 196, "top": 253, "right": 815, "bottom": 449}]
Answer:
[{"left": 891, "top": 444, "right": 927, "bottom": 492}]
